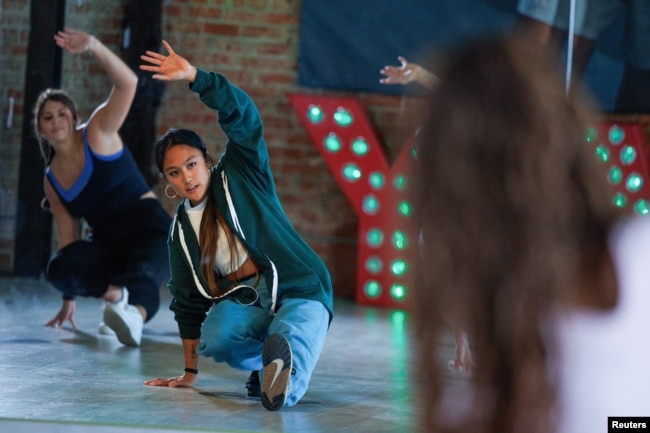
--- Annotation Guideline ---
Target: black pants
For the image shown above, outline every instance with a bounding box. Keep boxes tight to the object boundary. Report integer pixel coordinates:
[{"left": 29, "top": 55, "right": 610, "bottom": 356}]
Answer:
[{"left": 46, "top": 199, "right": 171, "bottom": 322}]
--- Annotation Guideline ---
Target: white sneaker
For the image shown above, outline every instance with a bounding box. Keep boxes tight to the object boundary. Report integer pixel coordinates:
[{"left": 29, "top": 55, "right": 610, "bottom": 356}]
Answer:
[
  {"left": 103, "top": 288, "right": 143, "bottom": 347},
  {"left": 98, "top": 321, "right": 116, "bottom": 336},
  {"left": 98, "top": 300, "right": 117, "bottom": 336}
]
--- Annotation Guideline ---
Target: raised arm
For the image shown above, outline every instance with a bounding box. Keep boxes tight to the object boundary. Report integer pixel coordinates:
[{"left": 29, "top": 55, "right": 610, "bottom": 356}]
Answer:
[
  {"left": 140, "top": 40, "right": 198, "bottom": 83},
  {"left": 55, "top": 28, "right": 137, "bottom": 152},
  {"left": 379, "top": 56, "right": 439, "bottom": 90},
  {"left": 141, "top": 41, "right": 268, "bottom": 168}
]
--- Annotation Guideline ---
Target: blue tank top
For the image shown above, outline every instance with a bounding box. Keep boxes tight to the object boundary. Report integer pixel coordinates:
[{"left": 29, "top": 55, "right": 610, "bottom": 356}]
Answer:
[{"left": 46, "top": 128, "right": 151, "bottom": 227}]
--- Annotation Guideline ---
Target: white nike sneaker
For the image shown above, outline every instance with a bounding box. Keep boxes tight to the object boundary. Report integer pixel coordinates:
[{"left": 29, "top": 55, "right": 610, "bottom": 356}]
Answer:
[
  {"left": 102, "top": 288, "right": 143, "bottom": 347},
  {"left": 261, "top": 334, "right": 293, "bottom": 411}
]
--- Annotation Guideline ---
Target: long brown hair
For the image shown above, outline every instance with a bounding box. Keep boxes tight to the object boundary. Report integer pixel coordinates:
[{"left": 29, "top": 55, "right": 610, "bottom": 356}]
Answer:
[
  {"left": 200, "top": 192, "right": 242, "bottom": 296},
  {"left": 32, "top": 88, "right": 79, "bottom": 165},
  {"left": 155, "top": 128, "right": 254, "bottom": 296},
  {"left": 412, "top": 34, "right": 620, "bottom": 433}
]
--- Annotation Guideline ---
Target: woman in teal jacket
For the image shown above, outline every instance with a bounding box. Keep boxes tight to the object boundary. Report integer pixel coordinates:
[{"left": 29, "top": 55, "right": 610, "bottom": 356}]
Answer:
[{"left": 140, "top": 41, "right": 333, "bottom": 411}]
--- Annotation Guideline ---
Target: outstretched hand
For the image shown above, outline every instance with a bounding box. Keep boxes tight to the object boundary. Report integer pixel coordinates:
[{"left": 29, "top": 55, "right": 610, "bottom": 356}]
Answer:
[
  {"left": 45, "top": 299, "right": 77, "bottom": 330},
  {"left": 140, "top": 40, "right": 197, "bottom": 82},
  {"left": 54, "top": 28, "right": 93, "bottom": 55},
  {"left": 144, "top": 373, "right": 196, "bottom": 388},
  {"left": 379, "top": 56, "right": 419, "bottom": 85}
]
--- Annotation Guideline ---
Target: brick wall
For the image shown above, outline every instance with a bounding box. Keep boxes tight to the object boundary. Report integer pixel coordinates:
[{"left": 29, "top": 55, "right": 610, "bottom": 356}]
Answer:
[
  {"left": 0, "top": 0, "right": 29, "bottom": 271},
  {"left": 0, "top": 0, "right": 425, "bottom": 298}
]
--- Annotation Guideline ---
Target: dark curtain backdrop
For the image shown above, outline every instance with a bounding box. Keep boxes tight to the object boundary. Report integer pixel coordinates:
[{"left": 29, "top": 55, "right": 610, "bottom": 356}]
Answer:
[{"left": 298, "top": 0, "right": 636, "bottom": 113}]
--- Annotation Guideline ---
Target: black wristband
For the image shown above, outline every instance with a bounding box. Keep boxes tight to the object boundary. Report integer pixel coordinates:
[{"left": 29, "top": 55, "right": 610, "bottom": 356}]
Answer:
[{"left": 184, "top": 367, "right": 198, "bottom": 375}]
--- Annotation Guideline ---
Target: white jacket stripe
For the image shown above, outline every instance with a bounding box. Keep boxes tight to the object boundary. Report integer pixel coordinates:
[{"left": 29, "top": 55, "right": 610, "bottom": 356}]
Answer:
[
  {"left": 177, "top": 221, "right": 216, "bottom": 299},
  {"left": 221, "top": 171, "right": 245, "bottom": 240}
]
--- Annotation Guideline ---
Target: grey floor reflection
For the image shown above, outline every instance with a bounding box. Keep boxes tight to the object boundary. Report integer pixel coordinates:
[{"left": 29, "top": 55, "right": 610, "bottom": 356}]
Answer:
[{"left": 0, "top": 277, "right": 441, "bottom": 433}]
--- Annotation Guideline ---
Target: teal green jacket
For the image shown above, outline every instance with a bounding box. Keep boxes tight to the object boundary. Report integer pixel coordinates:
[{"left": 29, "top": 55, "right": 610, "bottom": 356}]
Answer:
[{"left": 167, "top": 69, "right": 334, "bottom": 340}]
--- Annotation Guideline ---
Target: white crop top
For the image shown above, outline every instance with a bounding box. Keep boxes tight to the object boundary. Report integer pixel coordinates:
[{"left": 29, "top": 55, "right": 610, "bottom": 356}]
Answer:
[{"left": 184, "top": 198, "right": 249, "bottom": 276}]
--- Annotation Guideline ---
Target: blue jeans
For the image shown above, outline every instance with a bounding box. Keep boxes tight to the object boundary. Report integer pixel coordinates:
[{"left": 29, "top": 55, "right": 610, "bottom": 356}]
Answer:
[{"left": 197, "top": 276, "right": 329, "bottom": 407}]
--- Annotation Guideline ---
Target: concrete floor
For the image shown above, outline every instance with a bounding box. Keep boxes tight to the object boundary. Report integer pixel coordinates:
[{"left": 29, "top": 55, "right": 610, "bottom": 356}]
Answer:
[{"left": 0, "top": 276, "right": 459, "bottom": 433}]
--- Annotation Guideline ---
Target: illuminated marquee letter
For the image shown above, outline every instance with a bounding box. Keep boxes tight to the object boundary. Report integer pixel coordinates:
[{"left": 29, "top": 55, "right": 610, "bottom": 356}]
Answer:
[
  {"left": 592, "top": 122, "right": 650, "bottom": 214},
  {"left": 290, "top": 96, "right": 650, "bottom": 309},
  {"left": 289, "top": 94, "right": 418, "bottom": 308}
]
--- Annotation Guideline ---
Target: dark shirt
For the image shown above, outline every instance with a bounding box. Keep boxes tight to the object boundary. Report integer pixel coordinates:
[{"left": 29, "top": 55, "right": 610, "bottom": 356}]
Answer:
[{"left": 46, "top": 128, "right": 150, "bottom": 228}]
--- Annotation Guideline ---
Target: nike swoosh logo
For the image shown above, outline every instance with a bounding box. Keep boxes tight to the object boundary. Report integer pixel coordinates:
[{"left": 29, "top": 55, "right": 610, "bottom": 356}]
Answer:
[{"left": 270, "top": 359, "right": 284, "bottom": 385}]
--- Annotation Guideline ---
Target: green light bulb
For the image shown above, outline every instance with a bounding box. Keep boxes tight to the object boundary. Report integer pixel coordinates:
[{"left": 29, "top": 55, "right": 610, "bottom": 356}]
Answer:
[
  {"left": 368, "top": 172, "right": 385, "bottom": 190},
  {"left": 392, "top": 231, "right": 407, "bottom": 250},
  {"left": 351, "top": 137, "right": 369, "bottom": 156},
  {"left": 613, "top": 193, "right": 627, "bottom": 208},
  {"left": 585, "top": 126, "right": 598, "bottom": 143},
  {"left": 390, "top": 284, "right": 406, "bottom": 301},
  {"left": 626, "top": 173, "right": 643, "bottom": 193},
  {"left": 342, "top": 163, "right": 362, "bottom": 182},
  {"left": 390, "top": 259, "right": 407, "bottom": 276},
  {"left": 306, "top": 105, "right": 324, "bottom": 124},
  {"left": 393, "top": 175, "right": 406, "bottom": 190},
  {"left": 365, "top": 256, "right": 383, "bottom": 274},
  {"left": 362, "top": 194, "right": 380, "bottom": 215},
  {"left": 324, "top": 133, "right": 342, "bottom": 152},
  {"left": 608, "top": 166, "right": 622, "bottom": 185},
  {"left": 398, "top": 201, "right": 412, "bottom": 217},
  {"left": 333, "top": 107, "right": 353, "bottom": 127},
  {"left": 366, "top": 228, "right": 384, "bottom": 247},
  {"left": 634, "top": 199, "right": 649, "bottom": 215},
  {"left": 595, "top": 145, "right": 609, "bottom": 163},
  {"left": 364, "top": 280, "right": 381, "bottom": 298},
  {"left": 608, "top": 125, "right": 624, "bottom": 145},
  {"left": 620, "top": 145, "right": 637, "bottom": 165}
]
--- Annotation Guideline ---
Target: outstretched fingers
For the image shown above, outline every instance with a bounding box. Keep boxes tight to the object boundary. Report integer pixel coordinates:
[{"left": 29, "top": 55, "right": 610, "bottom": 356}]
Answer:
[
  {"left": 143, "top": 51, "right": 165, "bottom": 62},
  {"left": 143, "top": 376, "right": 193, "bottom": 387},
  {"left": 139, "top": 38, "right": 174, "bottom": 68},
  {"left": 139, "top": 41, "right": 178, "bottom": 80},
  {"left": 139, "top": 51, "right": 168, "bottom": 80},
  {"left": 161, "top": 40, "right": 175, "bottom": 54}
]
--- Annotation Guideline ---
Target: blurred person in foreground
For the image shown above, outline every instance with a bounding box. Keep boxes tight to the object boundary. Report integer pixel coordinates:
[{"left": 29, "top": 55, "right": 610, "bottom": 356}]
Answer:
[{"left": 412, "top": 33, "right": 650, "bottom": 433}]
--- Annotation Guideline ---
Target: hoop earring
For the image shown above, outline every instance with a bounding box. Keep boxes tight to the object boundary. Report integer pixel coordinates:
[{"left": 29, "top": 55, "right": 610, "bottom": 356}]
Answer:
[{"left": 165, "top": 185, "right": 178, "bottom": 199}]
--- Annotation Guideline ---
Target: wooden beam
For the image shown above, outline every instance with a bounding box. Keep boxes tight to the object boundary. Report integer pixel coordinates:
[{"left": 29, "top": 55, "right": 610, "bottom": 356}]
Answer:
[
  {"left": 13, "top": 0, "right": 65, "bottom": 277},
  {"left": 119, "top": 0, "right": 164, "bottom": 187}
]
